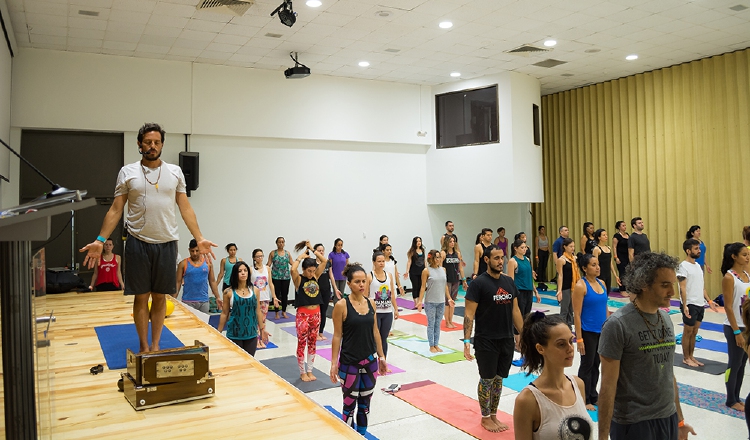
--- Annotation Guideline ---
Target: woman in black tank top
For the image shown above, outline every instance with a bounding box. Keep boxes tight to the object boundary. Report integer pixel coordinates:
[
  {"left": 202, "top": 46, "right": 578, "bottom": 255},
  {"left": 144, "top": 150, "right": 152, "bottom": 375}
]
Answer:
[
  {"left": 591, "top": 229, "right": 621, "bottom": 293},
  {"left": 329, "top": 264, "right": 387, "bottom": 436}
]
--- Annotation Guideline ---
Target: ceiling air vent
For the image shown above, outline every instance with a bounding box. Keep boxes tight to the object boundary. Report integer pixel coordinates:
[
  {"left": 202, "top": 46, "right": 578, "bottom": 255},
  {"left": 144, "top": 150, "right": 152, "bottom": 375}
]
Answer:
[
  {"left": 505, "top": 44, "right": 550, "bottom": 57},
  {"left": 532, "top": 59, "right": 567, "bottom": 68},
  {"left": 196, "top": 0, "right": 254, "bottom": 16}
]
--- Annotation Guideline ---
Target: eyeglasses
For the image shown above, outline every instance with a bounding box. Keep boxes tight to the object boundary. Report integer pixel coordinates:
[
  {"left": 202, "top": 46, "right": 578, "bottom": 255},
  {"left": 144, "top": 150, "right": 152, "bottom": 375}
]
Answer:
[{"left": 141, "top": 140, "right": 163, "bottom": 147}]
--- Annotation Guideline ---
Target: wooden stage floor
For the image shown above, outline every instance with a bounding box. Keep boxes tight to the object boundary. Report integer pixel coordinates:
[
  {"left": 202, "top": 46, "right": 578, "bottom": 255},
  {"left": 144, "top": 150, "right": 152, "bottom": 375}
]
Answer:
[{"left": 24, "top": 291, "right": 360, "bottom": 439}]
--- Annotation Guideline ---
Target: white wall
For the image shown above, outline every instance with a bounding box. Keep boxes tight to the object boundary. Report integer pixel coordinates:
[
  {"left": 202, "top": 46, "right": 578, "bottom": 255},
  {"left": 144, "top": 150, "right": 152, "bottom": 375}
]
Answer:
[
  {"left": 425, "top": 71, "right": 543, "bottom": 204},
  {"left": 0, "top": 0, "right": 14, "bottom": 208}
]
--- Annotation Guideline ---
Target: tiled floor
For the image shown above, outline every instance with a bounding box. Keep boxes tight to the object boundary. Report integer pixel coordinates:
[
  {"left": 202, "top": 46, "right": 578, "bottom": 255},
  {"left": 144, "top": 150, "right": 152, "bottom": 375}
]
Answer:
[{"left": 252, "top": 290, "right": 748, "bottom": 440}]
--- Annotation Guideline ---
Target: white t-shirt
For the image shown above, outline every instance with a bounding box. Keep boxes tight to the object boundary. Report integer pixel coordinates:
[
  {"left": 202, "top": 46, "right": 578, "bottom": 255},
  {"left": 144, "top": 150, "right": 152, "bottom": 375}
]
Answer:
[
  {"left": 676, "top": 260, "right": 704, "bottom": 306},
  {"left": 115, "top": 160, "right": 186, "bottom": 243}
]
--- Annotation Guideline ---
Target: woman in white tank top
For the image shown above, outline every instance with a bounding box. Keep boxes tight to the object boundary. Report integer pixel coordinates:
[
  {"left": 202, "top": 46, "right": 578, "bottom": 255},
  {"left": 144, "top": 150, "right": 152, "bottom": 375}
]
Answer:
[
  {"left": 251, "top": 249, "right": 280, "bottom": 349},
  {"left": 367, "top": 251, "right": 398, "bottom": 372},
  {"left": 721, "top": 243, "right": 750, "bottom": 411},
  {"left": 514, "top": 312, "right": 594, "bottom": 440}
]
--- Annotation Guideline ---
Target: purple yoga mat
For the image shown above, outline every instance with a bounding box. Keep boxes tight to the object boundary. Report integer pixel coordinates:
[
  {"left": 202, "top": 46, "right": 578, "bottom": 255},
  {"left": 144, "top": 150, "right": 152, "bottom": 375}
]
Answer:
[
  {"left": 316, "top": 347, "right": 405, "bottom": 374},
  {"left": 280, "top": 326, "right": 334, "bottom": 346},
  {"left": 267, "top": 312, "right": 296, "bottom": 324},
  {"left": 396, "top": 297, "right": 416, "bottom": 309}
]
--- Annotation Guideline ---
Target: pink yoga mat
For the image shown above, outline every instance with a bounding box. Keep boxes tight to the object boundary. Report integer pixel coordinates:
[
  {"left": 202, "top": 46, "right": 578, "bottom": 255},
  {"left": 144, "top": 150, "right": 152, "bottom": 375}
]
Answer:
[
  {"left": 400, "top": 313, "right": 464, "bottom": 332},
  {"left": 395, "top": 380, "right": 514, "bottom": 439},
  {"left": 316, "top": 347, "right": 405, "bottom": 374}
]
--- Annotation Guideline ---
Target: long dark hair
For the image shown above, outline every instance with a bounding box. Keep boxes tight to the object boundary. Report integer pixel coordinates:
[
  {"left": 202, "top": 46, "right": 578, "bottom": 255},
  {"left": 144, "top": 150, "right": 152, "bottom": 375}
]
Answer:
[
  {"left": 593, "top": 228, "right": 606, "bottom": 244},
  {"left": 333, "top": 238, "right": 346, "bottom": 254},
  {"left": 229, "top": 261, "right": 252, "bottom": 290},
  {"left": 721, "top": 242, "right": 747, "bottom": 275},
  {"left": 252, "top": 248, "right": 263, "bottom": 269},
  {"left": 379, "top": 243, "right": 397, "bottom": 263},
  {"left": 407, "top": 236, "right": 424, "bottom": 257},
  {"left": 582, "top": 222, "right": 594, "bottom": 238},
  {"left": 520, "top": 312, "right": 567, "bottom": 374},
  {"left": 510, "top": 239, "right": 525, "bottom": 257},
  {"left": 686, "top": 225, "right": 700, "bottom": 240}
]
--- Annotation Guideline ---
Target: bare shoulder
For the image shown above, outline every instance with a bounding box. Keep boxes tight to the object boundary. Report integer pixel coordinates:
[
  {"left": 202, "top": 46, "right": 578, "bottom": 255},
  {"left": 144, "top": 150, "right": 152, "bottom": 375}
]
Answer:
[
  {"left": 573, "top": 375, "right": 585, "bottom": 392},
  {"left": 515, "top": 387, "right": 538, "bottom": 410}
]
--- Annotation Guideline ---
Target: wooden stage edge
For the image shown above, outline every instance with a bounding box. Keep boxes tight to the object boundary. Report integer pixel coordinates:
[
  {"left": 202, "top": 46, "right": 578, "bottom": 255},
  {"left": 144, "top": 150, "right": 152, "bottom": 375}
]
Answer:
[{"left": 27, "top": 291, "right": 360, "bottom": 439}]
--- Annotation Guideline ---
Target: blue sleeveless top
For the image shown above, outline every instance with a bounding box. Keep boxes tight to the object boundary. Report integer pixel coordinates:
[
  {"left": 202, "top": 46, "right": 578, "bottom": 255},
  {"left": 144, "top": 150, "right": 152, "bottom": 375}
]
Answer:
[
  {"left": 226, "top": 289, "right": 258, "bottom": 340},
  {"left": 696, "top": 241, "right": 707, "bottom": 268},
  {"left": 183, "top": 258, "right": 209, "bottom": 302},
  {"left": 512, "top": 256, "right": 534, "bottom": 291},
  {"left": 581, "top": 278, "right": 608, "bottom": 333}
]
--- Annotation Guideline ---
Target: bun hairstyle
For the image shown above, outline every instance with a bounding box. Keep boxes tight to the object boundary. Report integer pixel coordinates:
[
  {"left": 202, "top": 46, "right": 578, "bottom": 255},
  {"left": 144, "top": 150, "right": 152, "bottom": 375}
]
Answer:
[
  {"left": 372, "top": 251, "right": 385, "bottom": 262},
  {"left": 378, "top": 243, "right": 397, "bottom": 263},
  {"left": 426, "top": 249, "right": 441, "bottom": 267},
  {"left": 301, "top": 257, "right": 318, "bottom": 270},
  {"left": 294, "top": 240, "right": 308, "bottom": 252},
  {"left": 578, "top": 253, "right": 596, "bottom": 275},
  {"left": 343, "top": 262, "right": 366, "bottom": 281},
  {"left": 685, "top": 225, "right": 701, "bottom": 240},
  {"left": 519, "top": 312, "right": 567, "bottom": 374},
  {"left": 511, "top": 239, "right": 525, "bottom": 256},
  {"left": 225, "top": 243, "right": 237, "bottom": 252}
]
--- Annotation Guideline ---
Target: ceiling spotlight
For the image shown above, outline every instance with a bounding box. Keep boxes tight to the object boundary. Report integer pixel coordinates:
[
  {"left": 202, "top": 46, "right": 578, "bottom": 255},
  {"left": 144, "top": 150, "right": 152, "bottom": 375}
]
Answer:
[
  {"left": 271, "top": 0, "right": 297, "bottom": 27},
  {"left": 450, "top": 72, "right": 461, "bottom": 77},
  {"left": 625, "top": 54, "right": 638, "bottom": 60},
  {"left": 439, "top": 21, "right": 453, "bottom": 29},
  {"left": 306, "top": 0, "right": 321, "bottom": 6},
  {"left": 543, "top": 39, "right": 557, "bottom": 47},
  {"left": 358, "top": 61, "right": 370, "bottom": 67}
]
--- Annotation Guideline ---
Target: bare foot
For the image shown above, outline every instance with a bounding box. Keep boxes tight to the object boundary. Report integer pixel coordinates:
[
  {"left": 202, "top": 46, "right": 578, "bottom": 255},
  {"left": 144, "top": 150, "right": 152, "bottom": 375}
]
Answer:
[
  {"left": 306, "top": 372, "right": 317, "bottom": 381},
  {"left": 436, "top": 346, "right": 444, "bottom": 352},
  {"left": 275, "top": 313, "right": 280, "bottom": 319},
  {"left": 149, "top": 344, "right": 160, "bottom": 352},
  {"left": 300, "top": 374, "right": 310, "bottom": 382},
  {"left": 683, "top": 358, "right": 699, "bottom": 367},
  {"left": 692, "top": 357, "right": 704, "bottom": 367},
  {"left": 489, "top": 415, "right": 509, "bottom": 431},
  {"left": 445, "top": 322, "right": 455, "bottom": 328},
  {"left": 317, "top": 334, "right": 324, "bottom": 341},
  {"left": 429, "top": 346, "right": 439, "bottom": 353},
  {"left": 730, "top": 402, "right": 745, "bottom": 411},
  {"left": 282, "top": 312, "right": 288, "bottom": 319},
  {"left": 257, "top": 341, "right": 266, "bottom": 349},
  {"left": 585, "top": 404, "right": 596, "bottom": 411},
  {"left": 481, "top": 418, "right": 501, "bottom": 433},
  {"left": 389, "top": 332, "right": 394, "bottom": 336},
  {"left": 385, "top": 367, "right": 392, "bottom": 374}
]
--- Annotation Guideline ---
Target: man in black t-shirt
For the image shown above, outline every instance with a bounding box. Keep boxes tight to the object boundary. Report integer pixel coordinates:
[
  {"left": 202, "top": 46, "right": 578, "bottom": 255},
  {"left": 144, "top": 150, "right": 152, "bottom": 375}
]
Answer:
[
  {"left": 628, "top": 217, "right": 651, "bottom": 262},
  {"left": 463, "top": 245, "right": 524, "bottom": 434}
]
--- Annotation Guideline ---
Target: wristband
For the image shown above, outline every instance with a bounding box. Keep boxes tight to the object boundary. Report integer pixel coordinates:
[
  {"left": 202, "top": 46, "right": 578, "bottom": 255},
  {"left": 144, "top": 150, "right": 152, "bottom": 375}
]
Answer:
[
  {"left": 734, "top": 329, "right": 742, "bottom": 335},
  {"left": 678, "top": 420, "right": 685, "bottom": 428},
  {"left": 96, "top": 235, "right": 106, "bottom": 243},
  {"left": 463, "top": 339, "right": 471, "bottom": 344}
]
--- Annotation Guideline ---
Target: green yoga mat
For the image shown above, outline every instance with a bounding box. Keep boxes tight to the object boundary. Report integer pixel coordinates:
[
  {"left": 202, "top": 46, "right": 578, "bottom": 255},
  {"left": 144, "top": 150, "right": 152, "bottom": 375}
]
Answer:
[{"left": 388, "top": 335, "right": 465, "bottom": 364}]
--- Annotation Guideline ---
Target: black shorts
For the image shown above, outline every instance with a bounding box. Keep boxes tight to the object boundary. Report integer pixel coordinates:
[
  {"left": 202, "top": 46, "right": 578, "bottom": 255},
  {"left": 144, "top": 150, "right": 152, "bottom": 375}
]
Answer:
[
  {"left": 611, "top": 412, "right": 678, "bottom": 440},
  {"left": 123, "top": 236, "right": 177, "bottom": 296},
  {"left": 95, "top": 282, "right": 120, "bottom": 292},
  {"left": 681, "top": 304, "right": 705, "bottom": 326},
  {"left": 473, "top": 336, "right": 515, "bottom": 379}
]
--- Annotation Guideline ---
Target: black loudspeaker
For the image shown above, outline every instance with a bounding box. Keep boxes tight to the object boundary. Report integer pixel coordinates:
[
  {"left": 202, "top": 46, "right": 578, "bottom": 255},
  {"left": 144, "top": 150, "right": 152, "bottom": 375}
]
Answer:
[{"left": 179, "top": 152, "right": 199, "bottom": 194}]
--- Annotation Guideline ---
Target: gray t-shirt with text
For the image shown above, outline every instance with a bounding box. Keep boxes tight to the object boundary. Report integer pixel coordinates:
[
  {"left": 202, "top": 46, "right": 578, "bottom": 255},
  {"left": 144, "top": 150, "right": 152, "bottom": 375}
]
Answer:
[{"left": 598, "top": 302, "right": 676, "bottom": 425}]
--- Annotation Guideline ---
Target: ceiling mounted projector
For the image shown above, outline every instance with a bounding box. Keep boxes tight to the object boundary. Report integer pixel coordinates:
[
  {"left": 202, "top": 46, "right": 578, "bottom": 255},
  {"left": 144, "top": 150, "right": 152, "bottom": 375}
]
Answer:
[{"left": 285, "top": 52, "right": 310, "bottom": 79}]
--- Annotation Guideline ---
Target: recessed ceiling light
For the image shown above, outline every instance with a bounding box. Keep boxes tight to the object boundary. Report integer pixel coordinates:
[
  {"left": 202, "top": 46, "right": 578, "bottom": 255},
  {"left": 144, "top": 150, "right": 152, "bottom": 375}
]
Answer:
[
  {"left": 450, "top": 72, "right": 461, "bottom": 77},
  {"left": 561, "top": 73, "right": 574, "bottom": 77},
  {"left": 626, "top": 54, "right": 638, "bottom": 60},
  {"left": 306, "top": 0, "right": 322, "bottom": 6},
  {"left": 375, "top": 10, "right": 392, "bottom": 17},
  {"left": 543, "top": 39, "right": 557, "bottom": 47},
  {"left": 584, "top": 48, "right": 600, "bottom": 53},
  {"left": 358, "top": 61, "right": 370, "bottom": 67},
  {"left": 439, "top": 21, "right": 453, "bottom": 29},
  {"left": 78, "top": 10, "right": 99, "bottom": 16}
]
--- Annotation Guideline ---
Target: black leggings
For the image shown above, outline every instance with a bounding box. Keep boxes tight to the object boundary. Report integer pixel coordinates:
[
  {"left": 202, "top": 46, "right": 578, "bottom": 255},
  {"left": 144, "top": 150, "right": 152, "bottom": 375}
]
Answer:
[
  {"left": 272, "top": 278, "right": 291, "bottom": 312},
  {"left": 577, "top": 330, "right": 601, "bottom": 405},
  {"left": 724, "top": 324, "right": 748, "bottom": 407},
  {"left": 376, "top": 312, "right": 394, "bottom": 357},
  {"left": 409, "top": 270, "right": 423, "bottom": 300},
  {"left": 319, "top": 288, "right": 332, "bottom": 334},
  {"left": 536, "top": 249, "right": 550, "bottom": 282},
  {"left": 231, "top": 337, "right": 258, "bottom": 356},
  {"left": 616, "top": 261, "right": 628, "bottom": 291}
]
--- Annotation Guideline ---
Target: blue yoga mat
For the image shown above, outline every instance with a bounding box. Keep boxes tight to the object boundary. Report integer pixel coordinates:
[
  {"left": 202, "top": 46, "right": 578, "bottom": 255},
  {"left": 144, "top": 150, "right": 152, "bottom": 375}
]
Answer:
[
  {"left": 680, "top": 321, "right": 724, "bottom": 333},
  {"left": 324, "top": 406, "right": 380, "bottom": 439},
  {"left": 94, "top": 323, "right": 184, "bottom": 370},
  {"left": 540, "top": 296, "right": 559, "bottom": 307},
  {"left": 694, "top": 337, "right": 728, "bottom": 353}
]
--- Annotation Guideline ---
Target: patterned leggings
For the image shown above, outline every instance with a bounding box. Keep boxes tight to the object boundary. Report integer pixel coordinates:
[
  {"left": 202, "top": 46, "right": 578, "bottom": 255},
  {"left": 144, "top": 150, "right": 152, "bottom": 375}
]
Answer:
[
  {"left": 296, "top": 308, "right": 320, "bottom": 374},
  {"left": 478, "top": 376, "right": 504, "bottom": 417},
  {"left": 258, "top": 301, "right": 269, "bottom": 334},
  {"left": 338, "top": 354, "right": 378, "bottom": 435}
]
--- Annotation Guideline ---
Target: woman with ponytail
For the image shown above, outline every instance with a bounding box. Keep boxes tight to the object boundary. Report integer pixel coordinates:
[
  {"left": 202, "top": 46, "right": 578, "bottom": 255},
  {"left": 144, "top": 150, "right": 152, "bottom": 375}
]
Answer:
[
  {"left": 416, "top": 249, "right": 454, "bottom": 352},
  {"left": 555, "top": 238, "right": 579, "bottom": 329}
]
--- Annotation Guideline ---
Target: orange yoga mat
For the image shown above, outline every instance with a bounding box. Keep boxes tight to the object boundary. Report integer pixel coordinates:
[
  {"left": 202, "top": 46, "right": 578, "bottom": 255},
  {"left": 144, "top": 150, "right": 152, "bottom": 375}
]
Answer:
[
  {"left": 395, "top": 380, "right": 514, "bottom": 439},
  {"left": 399, "top": 313, "right": 464, "bottom": 332}
]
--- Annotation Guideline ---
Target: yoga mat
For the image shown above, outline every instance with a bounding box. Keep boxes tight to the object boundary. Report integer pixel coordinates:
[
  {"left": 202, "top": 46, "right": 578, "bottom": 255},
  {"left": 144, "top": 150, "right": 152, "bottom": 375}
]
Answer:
[
  {"left": 324, "top": 406, "right": 380, "bottom": 440},
  {"left": 678, "top": 382, "right": 744, "bottom": 419},
  {"left": 94, "top": 323, "right": 184, "bottom": 370},
  {"left": 694, "top": 338, "right": 728, "bottom": 353},
  {"left": 679, "top": 321, "right": 724, "bottom": 333},
  {"left": 388, "top": 329, "right": 410, "bottom": 339},
  {"left": 540, "top": 296, "right": 560, "bottom": 307},
  {"left": 260, "top": 355, "right": 339, "bottom": 393},
  {"left": 396, "top": 297, "right": 416, "bottom": 309},
  {"left": 394, "top": 380, "right": 514, "bottom": 439},
  {"left": 389, "top": 335, "right": 465, "bottom": 364},
  {"left": 608, "top": 291, "right": 629, "bottom": 298},
  {"left": 502, "top": 373, "right": 599, "bottom": 422},
  {"left": 673, "top": 353, "right": 725, "bottom": 375},
  {"left": 257, "top": 341, "right": 278, "bottom": 350},
  {"left": 267, "top": 312, "right": 296, "bottom": 324},
  {"left": 279, "top": 326, "right": 334, "bottom": 346},
  {"left": 399, "top": 312, "right": 464, "bottom": 332},
  {"left": 315, "top": 347, "right": 405, "bottom": 374},
  {"left": 454, "top": 306, "right": 548, "bottom": 318}
]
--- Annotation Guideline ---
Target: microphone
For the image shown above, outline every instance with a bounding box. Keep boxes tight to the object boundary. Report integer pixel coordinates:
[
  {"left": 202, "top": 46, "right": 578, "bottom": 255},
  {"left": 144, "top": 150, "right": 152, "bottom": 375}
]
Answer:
[
  {"left": 138, "top": 149, "right": 145, "bottom": 155},
  {"left": 0, "top": 137, "right": 75, "bottom": 198}
]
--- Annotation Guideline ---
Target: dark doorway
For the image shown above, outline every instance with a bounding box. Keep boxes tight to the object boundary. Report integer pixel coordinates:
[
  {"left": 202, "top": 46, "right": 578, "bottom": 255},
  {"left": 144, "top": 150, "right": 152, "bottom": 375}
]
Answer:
[{"left": 20, "top": 130, "right": 124, "bottom": 283}]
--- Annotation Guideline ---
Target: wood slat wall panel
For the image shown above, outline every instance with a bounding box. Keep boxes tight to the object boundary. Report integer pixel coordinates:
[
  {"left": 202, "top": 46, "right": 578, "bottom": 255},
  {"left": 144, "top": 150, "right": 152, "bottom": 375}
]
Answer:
[{"left": 534, "top": 48, "right": 750, "bottom": 295}]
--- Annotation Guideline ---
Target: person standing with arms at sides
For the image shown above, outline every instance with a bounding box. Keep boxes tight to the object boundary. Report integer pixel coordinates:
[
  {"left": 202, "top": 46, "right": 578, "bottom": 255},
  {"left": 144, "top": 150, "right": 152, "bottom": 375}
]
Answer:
[
  {"left": 507, "top": 239, "right": 540, "bottom": 319},
  {"left": 89, "top": 238, "right": 124, "bottom": 292},
  {"left": 535, "top": 226, "right": 550, "bottom": 282},
  {"left": 329, "top": 263, "right": 387, "bottom": 436},
  {"left": 514, "top": 313, "right": 594, "bottom": 440},
  {"left": 329, "top": 238, "right": 350, "bottom": 301},
  {"left": 552, "top": 225, "right": 570, "bottom": 259},
  {"left": 598, "top": 252, "right": 696, "bottom": 440},
  {"left": 373, "top": 235, "right": 389, "bottom": 253},
  {"left": 678, "top": 239, "right": 717, "bottom": 368},
  {"left": 404, "top": 236, "right": 426, "bottom": 303},
  {"left": 555, "top": 238, "right": 578, "bottom": 330},
  {"left": 312, "top": 243, "right": 334, "bottom": 340},
  {"left": 175, "top": 239, "right": 222, "bottom": 313},
  {"left": 628, "top": 217, "right": 650, "bottom": 262},
  {"left": 463, "top": 245, "right": 524, "bottom": 433},
  {"left": 250, "top": 248, "right": 280, "bottom": 348},
  {"left": 580, "top": 222, "right": 596, "bottom": 255},
  {"left": 267, "top": 237, "right": 292, "bottom": 320},
  {"left": 218, "top": 262, "right": 268, "bottom": 356},
  {"left": 440, "top": 220, "right": 465, "bottom": 265},
  {"left": 612, "top": 221, "right": 630, "bottom": 292},
  {"left": 217, "top": 243, "right": 241, "bottom": 292},
  {"left": 380, "top": 243, "right": 405, "bottom": 297},
  {"left": 441, "top": 236, "right": 467, "bottom": 328},
  {"left": 592, "top": 228, "right": 620, "bottom": 293},
  {"left": 416, "top": 250, "right": 454, "bottom": 352},
  {"left": 291, "top": 242, "right": 327, "bottom": 382},
  {"left": 473, "top": 228, "right": 495, "bottom": 279},
  {"left": 721, "top": 242, "right": 750, "bottom": 411},
  {"left": 686, "top": 225, "right": 713, "bottom": 274},
  {"left": 81, "top": 123, "right": 216, "bottom": 353},
  {"left": 572, "top": 254, "right": 608, "bottom": 411},
  {"left": 366, "top": 251, "right": 398, "bottom": 365},
  {"left": 515, "top": 232, "right": 533, "bottom": 260},
  {"left": 494, "top": 227, "right": 508, "bottom": 263}
]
